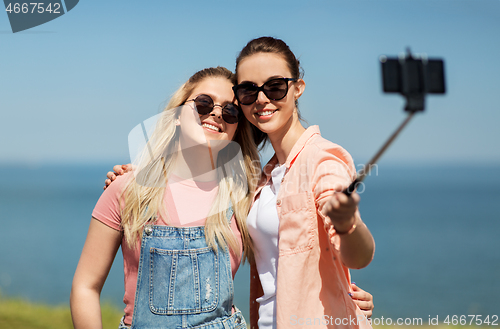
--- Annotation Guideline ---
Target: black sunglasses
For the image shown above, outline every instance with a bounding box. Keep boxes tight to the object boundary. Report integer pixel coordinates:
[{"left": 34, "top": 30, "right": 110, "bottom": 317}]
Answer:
[
  {"left": 186, "top": 94, "right": 240, "bottom": 124},
  {"left": 232, "top": 77, "right": 297, "bottom": 105}
]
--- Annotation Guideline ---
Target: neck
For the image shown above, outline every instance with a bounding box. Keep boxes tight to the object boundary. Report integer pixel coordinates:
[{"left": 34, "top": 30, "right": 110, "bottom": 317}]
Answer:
[
  {"left": 172, "top": 143, "right": 217, "bottom": 182},
  {"left": 268, "top": 111, "right": 306, "bottom": 165}
]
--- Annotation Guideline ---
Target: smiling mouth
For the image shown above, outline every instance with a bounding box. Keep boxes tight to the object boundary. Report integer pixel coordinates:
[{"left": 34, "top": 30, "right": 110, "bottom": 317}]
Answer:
[
  {"left": 202, "top": 123, "right": 222, "bottom": 133},
  {"left": 257, "top": 110, "right": 277, "bottom": 117}
]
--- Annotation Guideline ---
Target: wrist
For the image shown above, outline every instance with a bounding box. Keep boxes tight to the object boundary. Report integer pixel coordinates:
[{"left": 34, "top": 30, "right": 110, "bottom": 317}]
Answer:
[{"left": 334, "top": 216, "right": 358, "bottom": 235}]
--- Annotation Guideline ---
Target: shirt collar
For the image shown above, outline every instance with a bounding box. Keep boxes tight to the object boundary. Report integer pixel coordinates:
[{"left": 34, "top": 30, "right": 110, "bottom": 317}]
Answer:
[{"left": 262, "top": 125, "right": 321, "bottom": 177}]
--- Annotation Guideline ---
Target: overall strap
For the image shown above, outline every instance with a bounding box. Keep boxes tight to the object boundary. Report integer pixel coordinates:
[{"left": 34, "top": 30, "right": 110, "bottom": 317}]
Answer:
[
  {"left": 143, "top": 205, "right": 158, "bottom": 223},
  {"left": 225, "top": 201, "right": 234, "bottom": 224}
]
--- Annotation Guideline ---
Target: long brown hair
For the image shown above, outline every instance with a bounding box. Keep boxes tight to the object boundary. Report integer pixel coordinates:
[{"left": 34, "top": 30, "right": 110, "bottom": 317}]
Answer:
[{"left": 235, "top": 36, "right": 305, "bottom": 148}]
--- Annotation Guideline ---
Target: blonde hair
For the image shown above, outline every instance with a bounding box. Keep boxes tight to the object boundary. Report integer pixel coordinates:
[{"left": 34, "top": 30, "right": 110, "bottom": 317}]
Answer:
[{"left": 120, "top": 67, "right": 259, "bottom": 261}]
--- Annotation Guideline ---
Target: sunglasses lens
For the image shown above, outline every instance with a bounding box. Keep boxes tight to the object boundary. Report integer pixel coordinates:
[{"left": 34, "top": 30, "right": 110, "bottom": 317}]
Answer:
[
  {"left": 236, "top": 84, "right": 259, "bottom": 105},
  {"left": 194, "top": 95, "right": 213, "bottom": 115},
  {"left": 222, "top": 104, "right": 240, "bottom": 124},
  {"left": 263, "top": 79, "right": 288, "bottom": 100},
  {"left": 235, "top": 79, "right": 290, "bottom": 105},
  {"left": 192, "top": 94, "right": 239, "bottom": 124}
]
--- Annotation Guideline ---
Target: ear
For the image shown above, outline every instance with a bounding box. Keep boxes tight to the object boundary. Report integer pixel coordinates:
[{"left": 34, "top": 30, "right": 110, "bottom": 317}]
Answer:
[
  {"left": 175, "top": 118, "right": 181, "bottom": 126},
  {"left": 293, "top": 79, "right": 306, "bottom": 101}
]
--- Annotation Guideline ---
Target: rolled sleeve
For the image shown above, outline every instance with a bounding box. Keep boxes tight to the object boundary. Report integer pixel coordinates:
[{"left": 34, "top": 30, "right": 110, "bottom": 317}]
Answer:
[{"left": 311, "top": 143, "right": 357, "bottom": 247}]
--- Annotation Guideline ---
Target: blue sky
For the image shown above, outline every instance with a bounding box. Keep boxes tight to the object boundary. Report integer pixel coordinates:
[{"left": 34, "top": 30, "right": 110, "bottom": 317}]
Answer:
[{"left": 1, "top": 0, "right": 499, "bottom": 166}]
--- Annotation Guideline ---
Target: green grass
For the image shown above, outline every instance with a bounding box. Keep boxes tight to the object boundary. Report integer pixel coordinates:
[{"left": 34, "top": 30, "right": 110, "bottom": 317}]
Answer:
[
  {"left": 0, "top": 296, "right": 123, "bottom": 329},
  {"left": 0, "top": 296, "right": 491, "bottom": 329}
]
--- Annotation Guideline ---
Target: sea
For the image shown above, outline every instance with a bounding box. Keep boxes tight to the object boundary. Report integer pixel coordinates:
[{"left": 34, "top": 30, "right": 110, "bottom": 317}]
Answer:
[{"left": 0, "top": 163, "right": 499, "bottom": 323}]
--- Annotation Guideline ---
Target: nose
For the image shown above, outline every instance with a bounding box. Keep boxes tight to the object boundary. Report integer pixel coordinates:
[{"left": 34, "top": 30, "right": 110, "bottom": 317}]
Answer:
[
  {"left": 209, "top": 105, "right": 223, "bottom": 119},
  {"left": 256, "top": 90, "right": 270, "bottom": 104}
]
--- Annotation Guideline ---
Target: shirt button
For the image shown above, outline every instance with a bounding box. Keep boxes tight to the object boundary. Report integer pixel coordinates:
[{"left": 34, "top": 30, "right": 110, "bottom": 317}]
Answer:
[
  {"left": 144, "top": 226, "right": 153, "bottom": 236},
  {"left": 276, "top": 199, "right": 281, "bottom": 206}
]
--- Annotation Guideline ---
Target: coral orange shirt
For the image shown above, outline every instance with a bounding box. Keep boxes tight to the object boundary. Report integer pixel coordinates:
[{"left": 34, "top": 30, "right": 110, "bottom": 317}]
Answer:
[{"left": 249, "top": 126, "right": 374, "bottom": 329}]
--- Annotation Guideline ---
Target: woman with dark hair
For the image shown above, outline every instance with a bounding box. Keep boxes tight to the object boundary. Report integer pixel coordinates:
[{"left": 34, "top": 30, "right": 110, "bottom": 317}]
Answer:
[{"left": 232, "top": 36, "right": 375, "bottom": 329}]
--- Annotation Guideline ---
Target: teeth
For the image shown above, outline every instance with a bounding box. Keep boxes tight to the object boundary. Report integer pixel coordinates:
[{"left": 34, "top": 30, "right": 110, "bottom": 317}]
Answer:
[
  {"left": 202, "top": 123, "right": 220, "bottom": 132},
  {"left": 258, "top": 110, "right": 276, "bottom": 116}
]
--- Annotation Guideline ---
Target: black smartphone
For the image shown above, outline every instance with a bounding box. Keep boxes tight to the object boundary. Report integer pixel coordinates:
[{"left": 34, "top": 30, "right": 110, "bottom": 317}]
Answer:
[{"left": 381, "top": 52, "right": 445, "bottom": 105}]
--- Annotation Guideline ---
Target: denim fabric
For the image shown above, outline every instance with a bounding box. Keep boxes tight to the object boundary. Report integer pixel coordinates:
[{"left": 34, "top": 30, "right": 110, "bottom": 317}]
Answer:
[{"left": 130, "top": 207, "right": 246, "bottom": 328}]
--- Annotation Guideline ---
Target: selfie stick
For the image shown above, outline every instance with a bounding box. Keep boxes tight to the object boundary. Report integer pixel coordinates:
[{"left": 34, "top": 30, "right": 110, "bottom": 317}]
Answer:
[
  {"left": 343, "top": 48, "right": 445, "bottom": 196},
  {"left": 343, "top": 111, "right": 416, "bottom": 196}
]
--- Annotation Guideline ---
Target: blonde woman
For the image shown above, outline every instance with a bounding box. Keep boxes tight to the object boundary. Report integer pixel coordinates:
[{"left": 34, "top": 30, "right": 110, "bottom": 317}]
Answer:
[{"left": 70, "top": 66, "right": 260, "bottom": 329}]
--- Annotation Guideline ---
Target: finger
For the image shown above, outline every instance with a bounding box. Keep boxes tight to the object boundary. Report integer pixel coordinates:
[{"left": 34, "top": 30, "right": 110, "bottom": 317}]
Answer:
[
  {"left": 353, "top": 300, "right": 372, "bottom": 311},
  {"left": 351, "top": 290, "right": 373, "bottom": 303},
  {"left": 322, "top": 201, "right": 332, "bottom": 215},
  {"left": 113, "top": 165, "right": 123, "bottom": 175},
  {"left": 324, "top": 198, "right": 338, "bottom": 216},
  {"left": 339, "top": 191, "right": 360, "bottom": 206},
  {"left": 330, "top": 195, "right": 340, "bottom": 209},
  {"left": 106, "top": 172, "right": 117, "bottom": 180},
  {"left": 350, "top": 191, "right": 360, "bottom": 204},
  {"left": 350, "top": 283, "right": 367, "bottom": 295},
  {"left": 123, "top": 164, "right": 133, "bottom": 172},
  {"left": 336, "top": 192, "right": 349, "bottom": 204},
  {"left": 351, "top": 290, "right": 367, "bottom": 300}
]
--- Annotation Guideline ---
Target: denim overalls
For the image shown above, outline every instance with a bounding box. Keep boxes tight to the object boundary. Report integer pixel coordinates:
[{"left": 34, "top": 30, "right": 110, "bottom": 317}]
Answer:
[{"left": 123, "top": 208, "right": 246, "bottom": 329}]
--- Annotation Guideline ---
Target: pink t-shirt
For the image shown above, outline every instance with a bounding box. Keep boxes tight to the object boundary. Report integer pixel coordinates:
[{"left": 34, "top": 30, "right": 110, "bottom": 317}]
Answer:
[{"left": 92, "top": 172, "right": 242, "bottom": 326}]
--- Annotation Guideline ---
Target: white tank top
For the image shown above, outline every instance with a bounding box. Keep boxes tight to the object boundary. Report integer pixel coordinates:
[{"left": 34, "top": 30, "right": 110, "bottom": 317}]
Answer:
[{"left": 246, "top": 164, "right": 286, "bottom": 329}]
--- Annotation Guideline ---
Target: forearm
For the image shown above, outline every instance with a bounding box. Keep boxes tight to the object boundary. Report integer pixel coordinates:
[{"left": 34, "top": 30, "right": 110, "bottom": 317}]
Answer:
[
  {"left": 320, "top": 190, "right": 375, "bottom": 269},
  {"left": 70, "top": 286, "right": 103, "bottom": 329},
  {"left": 338, "top": 216, "right": 375, "bottom": 269}
]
